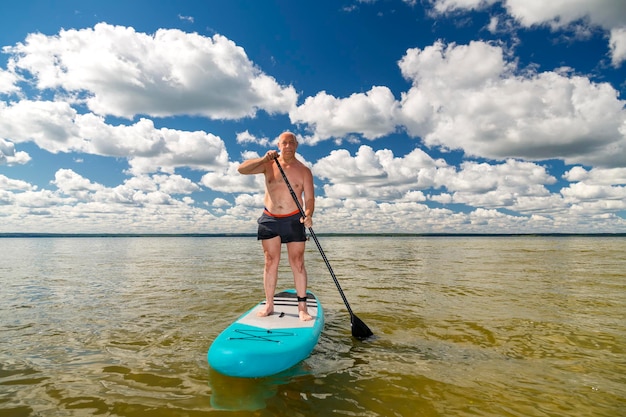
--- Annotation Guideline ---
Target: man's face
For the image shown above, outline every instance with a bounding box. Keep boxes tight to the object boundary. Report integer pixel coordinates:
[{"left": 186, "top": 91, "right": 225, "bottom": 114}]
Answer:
[{"left": 278, "top": 135, "right": 298, "bottom": 154}]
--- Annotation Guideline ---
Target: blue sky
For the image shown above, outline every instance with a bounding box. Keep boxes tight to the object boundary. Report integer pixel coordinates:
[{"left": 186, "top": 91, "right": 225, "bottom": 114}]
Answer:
[{"left": 1, "top": 0, "right": 625, "bottom": 234}]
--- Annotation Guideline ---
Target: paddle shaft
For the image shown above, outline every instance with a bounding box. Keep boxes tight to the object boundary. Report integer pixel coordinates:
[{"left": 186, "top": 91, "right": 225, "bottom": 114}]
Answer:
[{"left": 273, "top": 158, "right": 355, "bottom": 318}]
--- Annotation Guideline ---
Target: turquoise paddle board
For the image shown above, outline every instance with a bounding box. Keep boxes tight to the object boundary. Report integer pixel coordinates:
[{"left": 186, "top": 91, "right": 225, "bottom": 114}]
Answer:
[{"left": 208, "top": 289, "right": 324, "bottom": 378}]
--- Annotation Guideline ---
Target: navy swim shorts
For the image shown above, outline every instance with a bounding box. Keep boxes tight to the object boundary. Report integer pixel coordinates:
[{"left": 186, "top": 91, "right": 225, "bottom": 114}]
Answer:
[{"left": 257, "top": 209, "right": 307, "bottom": 243}]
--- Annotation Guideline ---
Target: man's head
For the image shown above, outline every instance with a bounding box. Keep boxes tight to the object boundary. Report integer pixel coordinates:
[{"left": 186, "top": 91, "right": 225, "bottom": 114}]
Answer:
[{"left": 277, "top": 131, "right": 298, "bottom": 156}]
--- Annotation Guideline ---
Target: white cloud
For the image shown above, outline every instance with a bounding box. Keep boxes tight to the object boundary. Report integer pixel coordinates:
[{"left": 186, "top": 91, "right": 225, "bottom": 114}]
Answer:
[
  {"left": 429, "top": 0, "right": 499, "bottom": 14},
  {"left": 0, "top": 161, "right": 623, "bottom": 233},
  {"left": 0, "top": 68, "right": 19, "bottom": 94},
  {"left": 178, "top": 14, "right": 194, "bottom": 23},
  {"left": 200, "top": 161, "right": 264, "bottom": 193},
  {"left": 563, "top": 166, "right": 626, "bottom": 185},
  {"left": 0, "top": 100, "right": 84, "bottom": 153},
  {"left": 610, "top": 27, "right": 626, "bottom": 67},
  {"left": 502, "top": 0, "right": 626, "bottom": 30},
  {"left": 50, "top": 169, "right": 202, "bottom": 204},
  {"left": 236, "top": 130, "right": 270, "bottom": 147},
  {"left": 0, "top": 138, "right": 30, "bottom": 165},
  {"left": 0, "top": 174, "right": 34, "bottom": 191},
  {"left": 240, "top": 150, "right": 262, "bottom": 160},
  {"left": 429, "top": 0, "right": 626, "bottom": 66},
  {"left": 1, "top": 18, "right": 624, "bottom": 234},
  {"left": 12, "top": 188, "right": 67, "bottom": 208},
  {"left": 212, "top": 198, "right": 231, "bottom": 208},
  {"left": 403, "top": 190, "right": 428, "bottom": 202},
  {"left": 312, "top": 145, "right": 567, "bottom": 220},
  {"left": 447, "top": 159, "right": 556, "bottom": 193},
  {"left": 233, "top": 193, "right": 263, "bottom": 206},
  {"left": 0, "top": 169, "right": 251, "bottom": 233},
  {"left": 5, "top": 23, "right": 298, "bottom": 119},
  {"left": 152, "top": 174, "right": 201, "bottom": 195},
  {"left": 52, "top": 168, "right": 103, "bottom": 197},
  {"left": 398, "top": 41, "right": 626, "bottom": 167},
  {"left": 287, "top": 39, "right": 625, "bottom": 168},
  {"left": 313, "top": 145, "right": 442, "bottom": 200},
  {"left": 398, "top": 40, "right": 510, "bottom": 89},
  {"left": 313, "top": 145, "right": 561, "bottom": 209},
  {"left": 434, "top": 159, "right": 558, "bottom": 214},
  {"left": 430, "top": 0, "right": 626, "bottom": 29},
  {"left": 561, "top": 181, "right": 626, "bottom": 201},
  {"left": 290, "top": 86, "right": 399, "bottom": 143},
  {"left": 559, "top": 165, "right": 626, "bottom": 215},
  {"left": 122, "top": 121, "right": 229, "bottom": 175},
  {"left": 0, "top": 101, "right": 229, "bottom": 174}
]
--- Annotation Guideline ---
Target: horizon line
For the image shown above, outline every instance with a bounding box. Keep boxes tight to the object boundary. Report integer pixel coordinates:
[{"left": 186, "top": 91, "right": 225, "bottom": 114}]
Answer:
[{"left": 1, "top": 232, "right": 625, "bottom": 238}]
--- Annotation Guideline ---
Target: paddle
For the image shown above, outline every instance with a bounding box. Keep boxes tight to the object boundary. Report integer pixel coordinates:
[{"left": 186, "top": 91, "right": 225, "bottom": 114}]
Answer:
[{"left": 274, "top": 157, "right": 374, "bottom": 340}]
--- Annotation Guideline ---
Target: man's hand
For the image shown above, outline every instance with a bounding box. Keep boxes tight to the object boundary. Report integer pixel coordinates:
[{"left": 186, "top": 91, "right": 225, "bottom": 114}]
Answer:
[
  {"left": 300, "top": 215, "right": 313, "bottom": 228},
  {"left": 238, "top": 150, "right": 279, "bottom": 175},
  {"left": 264, "top": 150, "right": 278, "bottom": 162}
]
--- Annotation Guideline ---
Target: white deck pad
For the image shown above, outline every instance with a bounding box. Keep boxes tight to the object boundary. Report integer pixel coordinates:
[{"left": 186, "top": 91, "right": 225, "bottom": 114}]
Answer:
[{"left": 238, "top": 295, "right": 318, "bottom": 329}]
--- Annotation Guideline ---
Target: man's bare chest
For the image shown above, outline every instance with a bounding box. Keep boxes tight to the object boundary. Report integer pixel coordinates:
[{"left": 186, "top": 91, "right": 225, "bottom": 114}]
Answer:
[{"left": 266, "top": 166, "right": 303, "bottom": 189}]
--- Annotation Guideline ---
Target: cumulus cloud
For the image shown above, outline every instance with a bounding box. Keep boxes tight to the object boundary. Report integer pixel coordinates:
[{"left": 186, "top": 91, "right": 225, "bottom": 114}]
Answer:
[
  {"left": 290, "top": 39, "right": 626, "bottom": 168},
  {"left": 0, "top": 138, "right": 31, "bottom": 165},
  {"left": 200, "top": 161, "right": 264, "bottom": 193},
  {"left": 0, "top": 101, "right": 229, "bottom": 174},
  {"left": 1, "top": 18, "right": 624, "bottom": 234},
  {"left": 500, "top": 0, "right": 626, "bottom": 30},
  {"left": 290, "top": 86, "right": 399, "bottom": 143},
  {"left": 561, "top": 181, "right": 626, "bottom": 201},
  {"left": 313, "top": 145, "right": 562, "bottom": 217},
  {"left": 52, "top": 168, "right": 103, "bottom": 195},
  {"left": 428, "top": 0, "right": 498, "bottom": 14},
  {"left": 0, "top": 68, "right": 20, "bottom": 94},
  {"left": 211, "top": 197, "right": 231, "bottom": 208},
  {"left": 563, "top": 166, "right": 626, "bottom": 185},
  {"left": 398, "top": 41, "right": 626, "bottom": 167},
  {"left": 0, "top": 169, "right": 254, "bottom": 233},
  {"left": 313, "top": 145, "right": 443, "bottom": 200},
  {"left": 152, "top": 174, "right": 201, "bottom": 195},
  {"left": 445, "top": 160, "right": 557, "bottom": 212},
  {"left": 428, "top": 0, "right": 626, "bottom": 66},
  {"left": 0, "top": 100, "right": 84, "bottom": 153},
  {"left": 236, "top": 130, "right": 271, "bottom": 147},
  {"left": 50, "top": 169, "right": 202, "bottom": 204},
  {"left": 120, "top": 121, "right": 229, "bottom": 175},
  {"left": 0, "top": 174, "right": 34, "bottom": 191},
  {"left": 5, "top": 23, "right": 298, "bottom": 119},
  {"left": 610, "top": 27, "right": 626, "bottom": 67}
]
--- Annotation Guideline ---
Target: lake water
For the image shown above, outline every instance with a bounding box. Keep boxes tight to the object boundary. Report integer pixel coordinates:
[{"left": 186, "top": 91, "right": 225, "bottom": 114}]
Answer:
[{"left": 0, "top": 236, "right": 624, "bottom": 416}]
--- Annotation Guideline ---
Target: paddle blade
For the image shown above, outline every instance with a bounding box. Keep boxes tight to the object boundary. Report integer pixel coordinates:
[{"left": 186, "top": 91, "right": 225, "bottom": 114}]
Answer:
[{"left": 351, "top": 314, "right": 373, "bottom": 340}]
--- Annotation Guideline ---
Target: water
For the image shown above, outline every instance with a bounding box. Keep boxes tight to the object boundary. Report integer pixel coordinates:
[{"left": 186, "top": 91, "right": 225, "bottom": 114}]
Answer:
[{"left": 0, "top": 236, "right": 624, "bottom": 416}]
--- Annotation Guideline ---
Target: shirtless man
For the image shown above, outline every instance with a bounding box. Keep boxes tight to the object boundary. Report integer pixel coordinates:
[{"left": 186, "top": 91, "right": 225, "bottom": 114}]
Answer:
[{"left": 237, "top": 131, "right": 314, "bottom": 321}]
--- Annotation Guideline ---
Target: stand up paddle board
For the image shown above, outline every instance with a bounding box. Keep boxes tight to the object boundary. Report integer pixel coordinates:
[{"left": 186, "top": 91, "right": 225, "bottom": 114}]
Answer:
[{"left": 208, "top": 289, "right": 324, "bottom": 378}]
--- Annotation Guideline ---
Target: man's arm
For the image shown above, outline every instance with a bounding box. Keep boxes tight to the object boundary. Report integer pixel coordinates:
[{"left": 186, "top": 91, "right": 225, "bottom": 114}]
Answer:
[
  {"left": 238, "top": 151, "right": 277, "bottom": 175},
  {"left": 303, "top": 168, "right": 315, "bottom": 224}
]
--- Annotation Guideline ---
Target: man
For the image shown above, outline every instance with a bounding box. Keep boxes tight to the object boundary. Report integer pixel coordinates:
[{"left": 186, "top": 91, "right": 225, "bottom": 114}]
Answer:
[{"left": 237, "top": 131, "right": 315, "bottom": 321}]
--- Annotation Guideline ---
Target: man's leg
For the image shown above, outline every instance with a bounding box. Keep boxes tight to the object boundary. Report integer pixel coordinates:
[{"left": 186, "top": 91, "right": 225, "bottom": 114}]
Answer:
[
  {"left": 258, "top": 236, "right": 281, "bottom": 317},
  {"left": 286, "top": 241, "right": 312, "bottom": 321}
]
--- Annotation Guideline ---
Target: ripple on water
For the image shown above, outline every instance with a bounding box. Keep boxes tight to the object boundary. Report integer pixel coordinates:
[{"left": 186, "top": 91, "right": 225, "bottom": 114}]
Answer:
[{"left": 1, "top": 236, "right": 625, "bottom": 416}]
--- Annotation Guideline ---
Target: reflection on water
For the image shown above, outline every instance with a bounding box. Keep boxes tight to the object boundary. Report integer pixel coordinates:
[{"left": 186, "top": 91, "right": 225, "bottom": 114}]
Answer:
[{"left": 1, "top": 236, "right": 625, "bottom": 416}]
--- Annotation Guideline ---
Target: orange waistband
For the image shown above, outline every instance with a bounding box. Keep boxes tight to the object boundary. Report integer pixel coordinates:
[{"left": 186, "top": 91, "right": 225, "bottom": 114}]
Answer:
[{"left": 263, "top": 208, "right": 301, "bottom": 218}]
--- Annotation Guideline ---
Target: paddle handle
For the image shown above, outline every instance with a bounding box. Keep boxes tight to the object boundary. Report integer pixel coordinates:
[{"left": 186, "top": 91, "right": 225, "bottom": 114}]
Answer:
[{"left": 273, "top": 158, "right": 355, "bottom": 318}]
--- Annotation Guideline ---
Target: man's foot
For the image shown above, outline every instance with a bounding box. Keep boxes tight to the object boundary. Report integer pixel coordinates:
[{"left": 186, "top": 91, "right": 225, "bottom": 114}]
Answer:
[
  {"left": 257, "top": 304, "right": 274, "bottom": 317},
  {"left": 296, "top": 296, "right": 312, "bottom": 321},
  {"left": 299, "top": 310, "right": 313, "bottom": 321}
]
